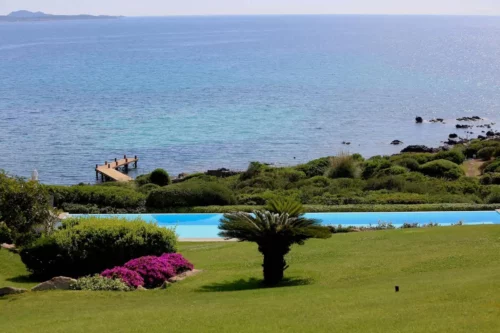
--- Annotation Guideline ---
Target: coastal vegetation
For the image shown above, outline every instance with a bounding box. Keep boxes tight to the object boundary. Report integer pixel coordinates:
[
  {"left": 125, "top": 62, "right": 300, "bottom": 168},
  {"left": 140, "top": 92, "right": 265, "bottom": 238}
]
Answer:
[{"left": 42, "top": 139, "right": 500, "bottom": 213}]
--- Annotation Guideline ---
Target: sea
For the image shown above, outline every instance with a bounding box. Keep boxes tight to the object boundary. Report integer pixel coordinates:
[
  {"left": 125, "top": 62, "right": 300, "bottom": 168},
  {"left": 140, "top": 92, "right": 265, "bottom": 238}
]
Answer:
[{"left": 1, "top": 15, "right": 500, "bottom": 184}]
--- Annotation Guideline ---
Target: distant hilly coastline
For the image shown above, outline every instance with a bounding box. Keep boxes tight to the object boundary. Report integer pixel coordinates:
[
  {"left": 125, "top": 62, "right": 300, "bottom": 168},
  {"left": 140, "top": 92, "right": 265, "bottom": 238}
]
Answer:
[{"left": 0, "top": 10, "right": 122, "bottom": 22}]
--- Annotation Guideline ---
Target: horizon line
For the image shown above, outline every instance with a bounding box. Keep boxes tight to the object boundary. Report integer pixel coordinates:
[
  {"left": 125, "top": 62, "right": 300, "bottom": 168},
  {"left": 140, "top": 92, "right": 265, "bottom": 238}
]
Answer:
[{"left": 3, "top": 11, "right": 500, "bottom": 18}]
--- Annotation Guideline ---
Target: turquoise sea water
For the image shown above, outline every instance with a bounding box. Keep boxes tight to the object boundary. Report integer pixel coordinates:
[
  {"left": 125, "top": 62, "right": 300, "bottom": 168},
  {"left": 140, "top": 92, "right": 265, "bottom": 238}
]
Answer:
[
  {"left": 2, "top": 16, "right": 500, "bottom": 184},
  {"left": 73, "top": 211, "right": 500, "bottom": 238}
]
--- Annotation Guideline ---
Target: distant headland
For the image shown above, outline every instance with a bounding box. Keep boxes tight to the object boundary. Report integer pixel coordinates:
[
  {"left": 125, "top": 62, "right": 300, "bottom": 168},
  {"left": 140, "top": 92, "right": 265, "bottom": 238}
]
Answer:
[{"left": 0, "top": 10, "right": 122, "bottom": 22}]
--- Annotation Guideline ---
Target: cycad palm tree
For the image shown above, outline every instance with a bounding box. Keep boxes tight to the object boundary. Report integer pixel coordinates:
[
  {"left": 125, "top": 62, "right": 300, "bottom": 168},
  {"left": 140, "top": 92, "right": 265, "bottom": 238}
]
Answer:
[{"left": 219, "top": 199, "right": 331, "bottom": 285}]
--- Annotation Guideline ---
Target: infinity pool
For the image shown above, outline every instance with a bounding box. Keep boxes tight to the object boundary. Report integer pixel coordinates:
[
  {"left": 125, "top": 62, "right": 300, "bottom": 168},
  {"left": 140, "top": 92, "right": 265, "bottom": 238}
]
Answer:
[{"left": 73, "top": 211, "right": 500, "bottom": 239}]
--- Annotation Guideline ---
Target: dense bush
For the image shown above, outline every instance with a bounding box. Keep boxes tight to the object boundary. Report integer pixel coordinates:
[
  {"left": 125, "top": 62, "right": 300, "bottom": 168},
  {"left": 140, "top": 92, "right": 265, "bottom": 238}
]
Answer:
[
  {"left": 101, "top": 267, "right": 144, "bottom": 288},
  {"left": 150, "top": 169, "right": 171, "bottom": 186},
  {"left": 480, "top": 172, "right": 500, "bottom": 185},
  {"left": 135, "top": 173, "right": 151, "bottom": 186},
  {"left": 20, "top": 217, "right": 177, "bottom": 278},
  {"left": 325, "top": 154, "right": 361, "bottom": 179},
  {"left": 138, "top": 183, "right": 160, "bottom": 194},
  {"left": 477, "top": 147, "right": 496, "bottom": 161},
  {"left": 482, "top": 159, "right": 500, "bottom": 174},
  {"left": 48, "top": 185, "right": 145, "bottom": 209},
  {"left": 394, "top": 158, "right": 420, "bottom": 171},
  {"left": 362, "top": 157, "right": 392, "bottom": 179},
  {"left": 485, "top": 187, "right": 500, "bottom": 204},
  {"left": 296, "top": 157, "right": 331, "bottom": 177},
  {"left": 0, "top": 222, "right": 13, "bottom": 244},
  {"left": 435, "top": 150, "right": 466, "bottom": 165},
  {"left": 146, "top": 181, "right": 235, "bottom": 209},
  {"left": 0, "top": 173, "right": 52, "bottom": 246},
  {"left": 419, "top": 160, "right": 464, "bottom": 179},
  {"left": 373, "top": 166, "right": 408, "bottom": 177},
  {"left": 70, "top": 275, "right": 131, "bottom": 291}
]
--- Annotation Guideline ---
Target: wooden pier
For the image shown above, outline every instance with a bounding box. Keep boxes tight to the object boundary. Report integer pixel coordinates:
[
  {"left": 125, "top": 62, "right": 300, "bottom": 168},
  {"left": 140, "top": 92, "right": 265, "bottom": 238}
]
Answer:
[{"left": 95, "top": 155, "right": 138, "bottom": 182}]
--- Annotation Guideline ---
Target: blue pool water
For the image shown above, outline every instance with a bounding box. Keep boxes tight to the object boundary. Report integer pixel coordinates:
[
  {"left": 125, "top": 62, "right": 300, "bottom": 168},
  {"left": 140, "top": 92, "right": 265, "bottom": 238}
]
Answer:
[{"left": 73, "top": 211, "right": 500, "bottom": 239}]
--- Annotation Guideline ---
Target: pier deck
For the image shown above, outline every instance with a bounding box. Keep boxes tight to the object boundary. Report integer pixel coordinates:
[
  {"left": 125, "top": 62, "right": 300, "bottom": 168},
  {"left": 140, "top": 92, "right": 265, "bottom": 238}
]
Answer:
[{"left": 95, "top": 156, "right": 138, "bottom": 182}]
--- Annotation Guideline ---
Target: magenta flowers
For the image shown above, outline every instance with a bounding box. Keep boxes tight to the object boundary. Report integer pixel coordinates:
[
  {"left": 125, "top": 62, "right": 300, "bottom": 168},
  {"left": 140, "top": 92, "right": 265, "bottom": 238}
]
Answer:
[
  {"left": 161, "top": 253, "right": 194, "bottom": 274},
  {"left": 101, "top": 267, "right": 144, "bottom": 288},
  {"left": 101, "top": 253, "right": 194, "bottom": 289}
]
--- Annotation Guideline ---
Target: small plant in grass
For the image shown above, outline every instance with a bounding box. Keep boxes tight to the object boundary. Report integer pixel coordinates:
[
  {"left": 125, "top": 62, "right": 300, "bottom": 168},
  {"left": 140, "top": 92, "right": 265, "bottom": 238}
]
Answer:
[
  {"left": 219, "top": 198, "right": 331, "bottom": 286},
  {"left": 101, "top": 267, "right": 144, "bottom": 288},
  {"left": 70, "top": 275, "right": 131, "bottom": 291}
]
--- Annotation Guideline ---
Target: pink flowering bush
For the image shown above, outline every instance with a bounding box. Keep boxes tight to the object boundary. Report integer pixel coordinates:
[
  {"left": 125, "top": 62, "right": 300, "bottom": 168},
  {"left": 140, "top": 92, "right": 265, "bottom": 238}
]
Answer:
[
  {"left": 124, "top": 256, "right": 176, "bottom": 288},
  {"left": 161, "top": 253, "right": 194, "bottom": 274},
  {"left": 101, "top": 266, "right": 144, "bottom": 288}
]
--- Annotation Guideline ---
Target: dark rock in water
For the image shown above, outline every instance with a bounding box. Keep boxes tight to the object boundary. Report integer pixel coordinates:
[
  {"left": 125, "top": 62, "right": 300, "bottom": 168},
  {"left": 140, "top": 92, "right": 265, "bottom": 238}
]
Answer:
[
  {"left": 486, "top": 131, "right": 495, "bottom": 137},
  {"left": 456, "top": 124, "right": 472, "bottom": 129},
  {"left": 391, "top": 140, "right": 403, "bottom": 145},
  {"left": 445, "top": 139, "right": 457, "bottom": 145},
  {"left": 415, "top": 117, "right": 423, "bottom": 123},
  {"left": 401, "top": 145, "right": 437, "bottom": 153},
  {"left": 342, "top": 141, "right": 351, "bottom": 145},
  {"left": 457, "top": 116, "right": 482, "bottom": 121},
  {"left": 478, "top": 135, "right": 486, "bottom": 140},
  {"left": 449, "top": 133, "right": 458, "bottom": 139},
  {"left": 429, "top": 118, "right": 444, "bottom": 123},
  {"left": 206, "top": 168, "right": 240, "bottom": 178}
]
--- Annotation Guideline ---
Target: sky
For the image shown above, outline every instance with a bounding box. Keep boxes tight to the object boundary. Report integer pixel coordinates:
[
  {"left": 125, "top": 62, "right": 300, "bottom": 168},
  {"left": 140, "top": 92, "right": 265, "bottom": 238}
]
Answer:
[{"left": 2, "top": 0, "right": 500, "bottom": 17}]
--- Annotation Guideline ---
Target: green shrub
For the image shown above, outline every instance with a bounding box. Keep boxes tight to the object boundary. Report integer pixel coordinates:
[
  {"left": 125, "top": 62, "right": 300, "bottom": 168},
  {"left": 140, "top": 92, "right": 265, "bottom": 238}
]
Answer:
[
  {"left": 61, "top": 203, "right": 100, "bottom": 214},
  {"left": 0, "top": 222, "right": 13, "bottom": 244},
  {"left": 325, "top": 154, "right": 361, "bottom": 179},
  {"left": 138, "top": 183, "right": 160, "bottom": 194},
  {"left": 419, "top": 160, "right": 464, "bottom": 180},
  {"left": 146, "top": 181, "right": 236, "bottom": 209},
  {"left": 295, "top": 157, "right": 331, "bottom": 177},
  {"left": 477, "top": 147, "right": 496, "bottom": 161},
  {"left": 150, "top": 169, "right": 171, "bottom": 186},
  {"left": 486, "top": 187, "right": 500, "bottom": 204},
  {"left": 240, "top": 162, "right": 269, "bottom": 180},
  {"left": 394, "top": 158, "right": 420, "bottom": 171},
  {"left": 435, "top": 150, "right": 466, "bottom": 165},
  {"left": 0, "top": 173, "right": 52, "bottom": 246},
  {"left": 362, "top": 157, "right": 392, "bottom": 179},
  {"left": 482, "top": 159, "right": 500, "bottom": 174},
  {"left": 135, "top": 174, "right": 151, "bottom": 186},
  {"left": 374, "top": 166, "right": 408, "bottom": 177},
  {"left": 480, "top": 173, "right": 492, "bottom": 185},
  {"left": 365, "top": 176, "right": 406, "bottom": 191},
  {"left": 20, "top": 217, "right": 177, "bottom": 278},
  {"left": 48, "top": 185, "right": 146, "bottom": 210},
  {"left": 70, "top": 275, "right": 131, "bottom": 291}
]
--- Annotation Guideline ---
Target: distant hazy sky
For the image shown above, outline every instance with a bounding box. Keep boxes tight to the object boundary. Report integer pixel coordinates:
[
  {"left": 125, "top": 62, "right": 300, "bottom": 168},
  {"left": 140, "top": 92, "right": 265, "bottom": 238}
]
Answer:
[{"left": 2, "top": 0, "right": 500, "bottom": 16}]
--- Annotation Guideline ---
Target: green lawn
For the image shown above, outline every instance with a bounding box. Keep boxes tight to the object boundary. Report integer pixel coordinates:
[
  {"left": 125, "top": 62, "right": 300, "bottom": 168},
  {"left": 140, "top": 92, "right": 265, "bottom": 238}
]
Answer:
[{"left": 1, "top": 226, "right": 500, "bottom": 333}]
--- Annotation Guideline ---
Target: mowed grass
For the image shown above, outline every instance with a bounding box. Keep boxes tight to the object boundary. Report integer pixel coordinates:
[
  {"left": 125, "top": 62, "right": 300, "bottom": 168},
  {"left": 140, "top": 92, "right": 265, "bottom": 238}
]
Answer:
[{"left": 1, "top": 226, "right": 500, "bottom": 333}]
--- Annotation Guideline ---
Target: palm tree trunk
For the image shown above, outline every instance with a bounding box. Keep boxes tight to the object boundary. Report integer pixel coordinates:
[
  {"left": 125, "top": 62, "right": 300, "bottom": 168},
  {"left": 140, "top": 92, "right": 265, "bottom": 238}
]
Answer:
[{"left": 262, "top": 251, "right": 286, "bottom": 285}]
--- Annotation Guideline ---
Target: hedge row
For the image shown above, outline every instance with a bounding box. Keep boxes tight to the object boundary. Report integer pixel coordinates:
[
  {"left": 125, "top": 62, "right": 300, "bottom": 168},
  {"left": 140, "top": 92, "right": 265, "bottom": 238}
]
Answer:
[
  {"left": 177, "top": 203, "right": 500, "bottom": 213},
  {"left": 47, "top": 185, "right": 146, "bottom": 209}
]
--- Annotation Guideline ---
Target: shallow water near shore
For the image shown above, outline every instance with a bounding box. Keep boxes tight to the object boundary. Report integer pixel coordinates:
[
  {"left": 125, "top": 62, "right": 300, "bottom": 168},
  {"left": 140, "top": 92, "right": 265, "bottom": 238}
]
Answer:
[{"left": 2, "top": 15, "right": 500, "bottom": 184}]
